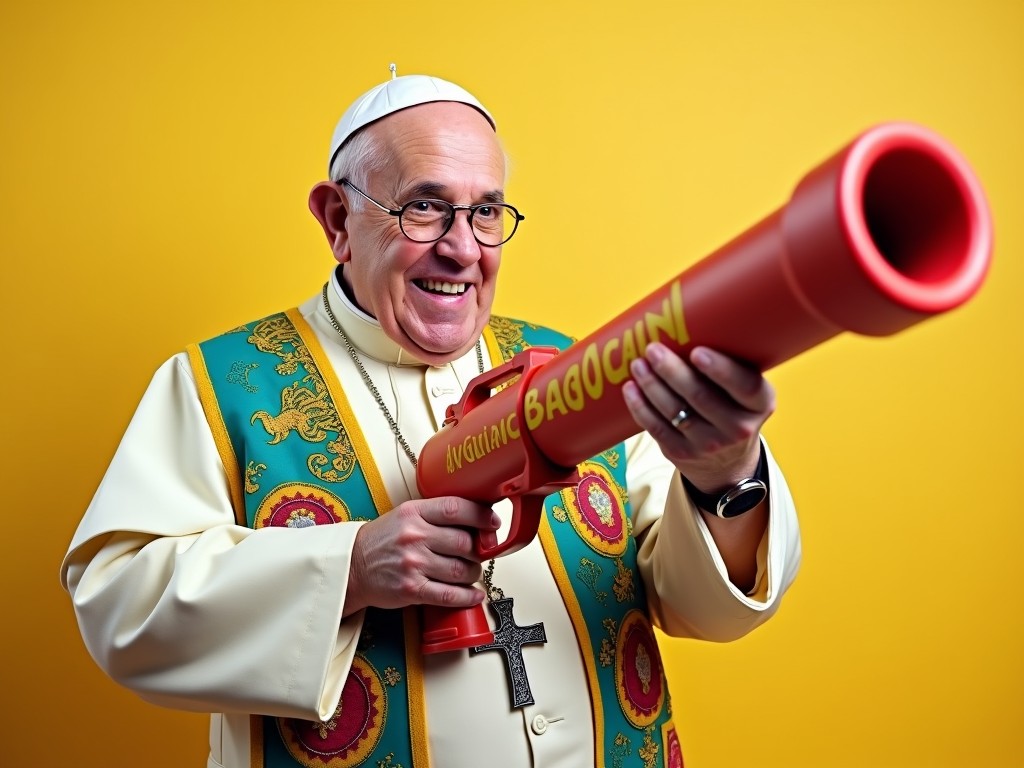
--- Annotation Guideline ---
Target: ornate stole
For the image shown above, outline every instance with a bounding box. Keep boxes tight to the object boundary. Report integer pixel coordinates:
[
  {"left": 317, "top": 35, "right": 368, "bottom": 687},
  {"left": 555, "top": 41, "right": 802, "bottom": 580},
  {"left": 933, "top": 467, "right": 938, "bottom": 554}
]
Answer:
[
  {"left": 189, "top": 310, "right": 426, "bottom": 768},
  {"left": 188, "top": 309, "right": 682, "bottom": 768}
]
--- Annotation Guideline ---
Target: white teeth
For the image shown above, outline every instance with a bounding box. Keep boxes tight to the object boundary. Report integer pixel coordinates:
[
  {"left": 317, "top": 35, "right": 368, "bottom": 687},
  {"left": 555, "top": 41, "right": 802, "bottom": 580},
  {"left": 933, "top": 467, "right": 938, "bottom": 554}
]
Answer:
[{"left": 419, "top": 279, "right": 468, "bottom": 295}]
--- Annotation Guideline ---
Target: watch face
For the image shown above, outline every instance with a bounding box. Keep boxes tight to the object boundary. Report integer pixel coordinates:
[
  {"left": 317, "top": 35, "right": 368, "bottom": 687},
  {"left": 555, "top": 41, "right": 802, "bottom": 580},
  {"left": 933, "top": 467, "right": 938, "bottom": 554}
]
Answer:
[{"left": 717, "top": 481, "right": 768, "bottom": 518}]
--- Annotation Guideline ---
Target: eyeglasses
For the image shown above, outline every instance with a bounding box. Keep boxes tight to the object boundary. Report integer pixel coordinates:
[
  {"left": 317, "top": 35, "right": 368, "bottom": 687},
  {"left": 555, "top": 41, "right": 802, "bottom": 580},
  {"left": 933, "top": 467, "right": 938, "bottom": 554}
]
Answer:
[{"left": 341, "top": 179, "right": 524, "bottom": 247}]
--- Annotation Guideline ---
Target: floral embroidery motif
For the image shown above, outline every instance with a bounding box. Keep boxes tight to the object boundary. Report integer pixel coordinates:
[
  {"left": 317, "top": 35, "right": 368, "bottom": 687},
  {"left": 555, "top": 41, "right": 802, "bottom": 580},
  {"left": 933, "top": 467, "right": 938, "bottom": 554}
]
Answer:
[
  {"left": 601, "top": 448, "right": 621, "bottom": 468},
  {"left": 639, "top": 726, "right": 660, "bottom": 768},
  {"left": 487, "top": 316, "right": 537, "bottom": 356},
  {"left": 307, "top": 432, "right": 357, "bottom": 483},
  {"left": 315, "top": 704, "right": 342, "bottom": 740},
  {"left": 227, "top": 360, "right": 260, "bottom": 392},
  {"left": 599, "top": 618, "right": 618, "bottom": 667},
  {"left": 249, "top": 316, "right": 306, "bottom": 373},
  {"left": 610, "top": 733, "right": 632, "bottom": 768},
  {"left": 577, "top": 558, "right": 608, "bottom": 604},
  {"left": 383, "top": 667, "right": 402, "bottom": 687},
  {"left": 612, "top": 558, "right": 636, "bottom": 603},
  {"left": 244, "top": 460, "right": 267, "bottom": 494}
]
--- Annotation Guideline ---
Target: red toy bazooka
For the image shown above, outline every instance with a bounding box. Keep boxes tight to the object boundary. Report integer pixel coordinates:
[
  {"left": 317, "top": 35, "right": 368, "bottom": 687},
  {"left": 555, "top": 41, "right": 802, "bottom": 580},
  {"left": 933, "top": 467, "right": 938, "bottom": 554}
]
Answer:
[{"left": 416, "top": 122, "right": 993, "bottom": 653}]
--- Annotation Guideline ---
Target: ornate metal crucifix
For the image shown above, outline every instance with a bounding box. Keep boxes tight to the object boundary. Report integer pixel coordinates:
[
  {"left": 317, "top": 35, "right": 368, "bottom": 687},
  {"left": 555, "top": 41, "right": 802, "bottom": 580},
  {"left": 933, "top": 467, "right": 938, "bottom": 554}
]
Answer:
[{"left": 470, "top": 597, "right": 547, "bottom": 708}]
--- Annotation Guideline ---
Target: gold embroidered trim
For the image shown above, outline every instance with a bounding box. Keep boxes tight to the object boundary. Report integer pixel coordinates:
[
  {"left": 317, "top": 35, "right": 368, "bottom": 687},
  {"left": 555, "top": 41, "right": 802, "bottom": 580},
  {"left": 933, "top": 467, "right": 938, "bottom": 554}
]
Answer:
[
  {"left": 285, "top": 309, "right": 392, "bottom": 515},
  {"left": 403, "top": 607, "right": 431, "bottom": 768},
  {"left": 538, "top": 514, "right": 606, "bottom": 766},
  {"left": 487, "top": 316, "right": 533, "bottom": 355},
  {"left": 660, "top": 719, "right": 681, "bottom": 768},
  {"left": 482, "top": 322, "right": 502, "bottom": 372},
  {"left": 187, "top": 343, "right": 247, "bottom": 525}
]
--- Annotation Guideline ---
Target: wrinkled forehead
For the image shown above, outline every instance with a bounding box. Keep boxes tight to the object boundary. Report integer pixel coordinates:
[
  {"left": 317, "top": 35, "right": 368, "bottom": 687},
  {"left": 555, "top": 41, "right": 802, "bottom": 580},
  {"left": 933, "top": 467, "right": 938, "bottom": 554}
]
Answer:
[{"left": 365, "top": 102, "right": 506, "bottom": 191}]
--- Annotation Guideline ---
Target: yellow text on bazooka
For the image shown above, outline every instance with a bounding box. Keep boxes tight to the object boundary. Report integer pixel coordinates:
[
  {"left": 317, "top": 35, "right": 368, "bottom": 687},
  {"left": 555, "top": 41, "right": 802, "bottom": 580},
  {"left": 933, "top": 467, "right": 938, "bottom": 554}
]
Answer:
[{"left": 445, "top": 281, "right": 688, "bottom": 474}]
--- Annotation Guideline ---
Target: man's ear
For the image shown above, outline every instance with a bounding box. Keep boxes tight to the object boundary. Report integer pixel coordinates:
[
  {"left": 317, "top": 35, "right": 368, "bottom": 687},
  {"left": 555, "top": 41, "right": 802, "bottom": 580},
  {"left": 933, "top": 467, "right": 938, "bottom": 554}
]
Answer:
[{"left": 309, "top": 182, "right": 351, "bottom": 263}]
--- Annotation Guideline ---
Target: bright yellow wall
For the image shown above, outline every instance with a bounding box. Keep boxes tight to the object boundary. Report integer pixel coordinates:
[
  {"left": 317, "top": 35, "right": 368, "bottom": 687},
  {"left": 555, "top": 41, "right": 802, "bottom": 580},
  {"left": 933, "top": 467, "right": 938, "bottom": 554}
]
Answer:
[{"left": 4, "top": 2, "right": 1021, "bottom": 766}]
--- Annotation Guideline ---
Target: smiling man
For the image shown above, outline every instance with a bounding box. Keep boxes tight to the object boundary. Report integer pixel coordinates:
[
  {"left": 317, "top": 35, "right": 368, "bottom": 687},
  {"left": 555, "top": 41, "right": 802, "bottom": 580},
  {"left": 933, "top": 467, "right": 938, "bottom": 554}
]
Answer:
[
  {"left": 62, "top": 73, "right": 802, "bottom": 768},
  {"left": 310, "top": 99, "right": 506, "bottom": 364}
]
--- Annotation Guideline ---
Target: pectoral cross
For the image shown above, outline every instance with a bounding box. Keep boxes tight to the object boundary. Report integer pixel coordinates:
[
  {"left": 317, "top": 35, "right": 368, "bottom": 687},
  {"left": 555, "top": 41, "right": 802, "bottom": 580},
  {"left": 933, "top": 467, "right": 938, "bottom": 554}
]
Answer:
[{"left": 470, "top": 597, "right": 547, "bottom": 709}]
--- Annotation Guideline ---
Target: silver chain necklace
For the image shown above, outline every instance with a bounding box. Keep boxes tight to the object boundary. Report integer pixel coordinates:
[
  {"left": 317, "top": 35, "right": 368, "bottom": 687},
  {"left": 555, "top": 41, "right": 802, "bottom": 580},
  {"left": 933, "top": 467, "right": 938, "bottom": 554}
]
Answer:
[
  {"left": 320, "top": 282, "right": 484, "bottom": 466},
  {"left": 319, "top": 282, "right": 501, "bottom": 597}
]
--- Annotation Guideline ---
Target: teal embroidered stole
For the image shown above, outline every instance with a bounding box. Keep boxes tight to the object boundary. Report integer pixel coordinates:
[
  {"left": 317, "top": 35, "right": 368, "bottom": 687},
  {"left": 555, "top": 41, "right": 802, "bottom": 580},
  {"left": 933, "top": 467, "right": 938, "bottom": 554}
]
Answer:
[{"left": 188, "top": 309, "right": 682, "bottom": 768}]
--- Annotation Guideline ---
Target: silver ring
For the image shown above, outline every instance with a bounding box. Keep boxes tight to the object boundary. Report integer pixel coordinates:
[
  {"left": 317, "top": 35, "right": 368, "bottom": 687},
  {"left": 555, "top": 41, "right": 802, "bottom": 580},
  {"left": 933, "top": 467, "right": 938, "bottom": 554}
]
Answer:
[{"left": 670, "top": 409, "right": 691, "bottom": 429}]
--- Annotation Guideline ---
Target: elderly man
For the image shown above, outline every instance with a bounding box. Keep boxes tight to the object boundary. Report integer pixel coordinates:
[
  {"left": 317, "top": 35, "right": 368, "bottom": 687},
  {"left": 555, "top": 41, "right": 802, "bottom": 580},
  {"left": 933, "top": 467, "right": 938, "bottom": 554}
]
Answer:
[{"left": 62, "top": 73, "right": 801, "bottom": 768}]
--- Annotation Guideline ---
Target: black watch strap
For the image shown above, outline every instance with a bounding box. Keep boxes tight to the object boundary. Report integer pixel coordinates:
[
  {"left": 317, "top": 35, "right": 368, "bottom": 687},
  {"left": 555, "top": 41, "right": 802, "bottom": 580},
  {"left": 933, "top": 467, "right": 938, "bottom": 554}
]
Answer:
[{"left": 681, "top": 442, "right": 769, "bottom": 518}]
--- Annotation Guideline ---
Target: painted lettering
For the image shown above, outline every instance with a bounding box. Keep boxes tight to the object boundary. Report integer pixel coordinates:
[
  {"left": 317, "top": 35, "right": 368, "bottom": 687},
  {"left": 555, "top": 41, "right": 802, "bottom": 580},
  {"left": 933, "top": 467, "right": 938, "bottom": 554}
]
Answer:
[
  {"left": 506, "top": 411, "right": 520, "bottom": 439},
  {"left": 524, "top": 387, "right": 544, "bottom": 431},
  {"left": 645, "top": 296, "right": 677, "bottom": 345},
  {"left": 545, "top": 377, "right": 569, "bottom": 421},
  {"left": 563, "top": 363, "right": 585, "bottom": 411},
  {"left": 671, "top": 280, "right": 688, "bottom": 344},
  {"left": 581, "top": 342, "right": 603, "bottom": 401},
  {"left": 601, "top": 337, "right": 629, "bottom": 386}
]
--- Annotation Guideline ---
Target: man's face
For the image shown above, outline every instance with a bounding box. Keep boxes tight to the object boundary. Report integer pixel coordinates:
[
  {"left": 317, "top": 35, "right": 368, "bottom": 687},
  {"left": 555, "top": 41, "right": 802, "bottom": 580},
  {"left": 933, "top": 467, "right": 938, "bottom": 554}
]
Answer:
[{"left": 340, "top": 102, "right": 507, "bottom": 365}]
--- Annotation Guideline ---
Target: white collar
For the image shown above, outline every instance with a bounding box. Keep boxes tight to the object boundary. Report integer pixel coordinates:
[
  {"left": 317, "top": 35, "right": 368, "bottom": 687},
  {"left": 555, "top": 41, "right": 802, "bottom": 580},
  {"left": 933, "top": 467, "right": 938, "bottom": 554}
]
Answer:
[{"left": 326, "top": 269, "right": 473, "bottom": 368}]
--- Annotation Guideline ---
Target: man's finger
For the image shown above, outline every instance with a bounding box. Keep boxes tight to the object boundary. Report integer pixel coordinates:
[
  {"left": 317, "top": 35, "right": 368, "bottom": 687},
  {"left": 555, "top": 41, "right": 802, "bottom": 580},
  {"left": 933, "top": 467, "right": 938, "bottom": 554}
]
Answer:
[
  {"left": 416, "top": 579, "right": 487, "bottom": 609},
  {"left": 415, "top": 497, "right": 500, "bottom": 531},
  {"left": 688, "top": 347, "right": 774, "bottom": 414}
]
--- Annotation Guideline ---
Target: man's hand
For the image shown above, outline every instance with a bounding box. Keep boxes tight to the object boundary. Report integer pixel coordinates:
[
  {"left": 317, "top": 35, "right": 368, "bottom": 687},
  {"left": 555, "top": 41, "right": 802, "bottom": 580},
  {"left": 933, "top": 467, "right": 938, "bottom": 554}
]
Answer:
[
  {"left": 623, "top": 343, "right": 775, "bottom": 591},
  {"left": 623, "top": 343, "right": 774, "bottom": 491},
  {"left": 342, "top": 497, "right": 500, "bottom": 618}
]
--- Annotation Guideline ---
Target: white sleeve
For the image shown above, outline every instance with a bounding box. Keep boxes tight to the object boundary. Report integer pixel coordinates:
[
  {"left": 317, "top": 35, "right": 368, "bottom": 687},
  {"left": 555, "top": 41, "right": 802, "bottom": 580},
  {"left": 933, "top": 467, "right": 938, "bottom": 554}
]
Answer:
[
  {"left": 60, "top": 353, "right": 366, "bottom": 721},
  {"left": 629, "top": 432, "right": 802, "bottom": 641}
]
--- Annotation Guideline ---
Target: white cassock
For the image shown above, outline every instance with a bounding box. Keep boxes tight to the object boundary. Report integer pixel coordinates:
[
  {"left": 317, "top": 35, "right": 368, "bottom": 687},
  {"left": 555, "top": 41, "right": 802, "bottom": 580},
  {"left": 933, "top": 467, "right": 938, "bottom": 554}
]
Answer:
[{"left": 61, "top": 271, "right": 802, "bottom": 768}]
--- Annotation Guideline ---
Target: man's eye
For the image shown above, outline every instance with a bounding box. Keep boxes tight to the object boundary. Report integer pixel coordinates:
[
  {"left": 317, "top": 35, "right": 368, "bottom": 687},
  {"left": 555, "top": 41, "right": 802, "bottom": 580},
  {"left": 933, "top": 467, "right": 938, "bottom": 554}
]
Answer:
[
  {"left": 404, "top": 201, "right": 446, "bottom": 220},
  {"left": 475, "top": 205, "right": 496, "bottom": 220}
]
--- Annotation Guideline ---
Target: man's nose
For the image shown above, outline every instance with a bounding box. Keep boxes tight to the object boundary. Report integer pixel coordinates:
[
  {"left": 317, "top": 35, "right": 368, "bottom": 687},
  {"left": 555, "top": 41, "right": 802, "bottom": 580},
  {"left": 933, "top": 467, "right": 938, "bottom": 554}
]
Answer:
[{"left": 435, "top": 210, "right": 483, "bottom": 264}]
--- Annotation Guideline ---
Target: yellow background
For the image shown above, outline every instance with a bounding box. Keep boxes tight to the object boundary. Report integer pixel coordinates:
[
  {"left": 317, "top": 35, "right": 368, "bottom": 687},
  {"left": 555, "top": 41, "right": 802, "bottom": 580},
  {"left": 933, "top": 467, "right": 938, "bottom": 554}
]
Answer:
[{"left": 3, "top": 1, "right": 1021, "bottom": 766}]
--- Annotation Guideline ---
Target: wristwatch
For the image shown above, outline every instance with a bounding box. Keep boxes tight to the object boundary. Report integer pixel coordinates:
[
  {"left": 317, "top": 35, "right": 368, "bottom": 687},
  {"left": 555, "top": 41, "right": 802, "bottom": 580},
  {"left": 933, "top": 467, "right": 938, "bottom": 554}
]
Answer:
[{"left": 680, "top": 442, "right": 769, "bottom": 519}]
